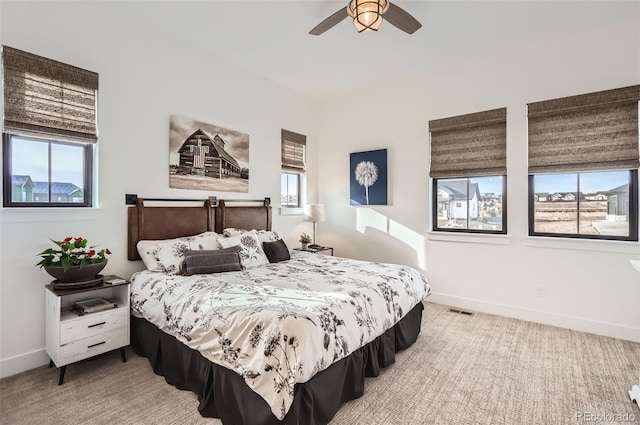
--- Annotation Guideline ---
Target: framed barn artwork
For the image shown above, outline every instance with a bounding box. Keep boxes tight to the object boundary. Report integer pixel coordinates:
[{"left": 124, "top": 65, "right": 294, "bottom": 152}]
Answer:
[
  {"left": 169, "top": 114, "right": 249, "bottom": 192},
  {"left": 350, "top": 149, "right": 388, "bottom": 205}
]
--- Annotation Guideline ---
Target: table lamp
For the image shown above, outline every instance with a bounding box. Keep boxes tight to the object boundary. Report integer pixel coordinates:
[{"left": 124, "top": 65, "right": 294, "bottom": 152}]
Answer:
[{"left": 304, "top": 204, "right": 326, "bottom": 247}]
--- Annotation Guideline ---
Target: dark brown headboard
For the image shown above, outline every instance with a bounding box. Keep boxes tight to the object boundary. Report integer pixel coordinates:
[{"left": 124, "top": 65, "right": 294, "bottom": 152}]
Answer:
[
  {"left": 215, "top": 199, "right": 272, "bottom": 234},
  {"left": 126, "top": 195, "right": 271, "bottom": 261}
]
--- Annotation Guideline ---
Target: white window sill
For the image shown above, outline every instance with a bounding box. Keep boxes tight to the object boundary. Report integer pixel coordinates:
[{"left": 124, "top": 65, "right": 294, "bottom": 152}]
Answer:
[
  {"left": 279, "top": 207, "right": 304, "bottom": 216},
  {"left": 427, "top": 231, "right": 512, "bottom": 245},
  {"left": 0, "top": 207, "right": 104, "bottom": 223},
  {"left": 426, "top": 231, "right": 638, "bottom": 252},
  {"left": 524, "top": 236, "right": 639, "bottom": 254}
]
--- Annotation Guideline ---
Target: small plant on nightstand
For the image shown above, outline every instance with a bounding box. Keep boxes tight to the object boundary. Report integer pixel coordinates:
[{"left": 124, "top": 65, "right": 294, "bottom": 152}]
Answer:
[
  {"left": 37, "top": 236, "right": 111, "bottom": 286},
  {"left": 299, "top": 233, "right": 312, "bottom": 249}
]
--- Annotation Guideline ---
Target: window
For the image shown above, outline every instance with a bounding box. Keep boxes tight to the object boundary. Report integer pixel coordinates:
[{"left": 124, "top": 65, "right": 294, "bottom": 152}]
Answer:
[
  {"left": 530, "top": 171, "right": 636, "bottom": 239},
  {"left": 429, "top": 108, "right": 507, "bottom": 234},
  {"left": 434, "top": 177, "right": 505, "bottom": 232},
  {"left": 281, "top": 172, "right": 300, "bottom": 207},
  {"left": 281, "top": 129, "right": 306, "bottom": 208},
  {"left": 527, "top": 85, "right": 639, "bottom": 241},
  {"left": 3, "top": 134, "right": 93, "bottom": 207},
  {"left": 2, "top": 46, "right": 98, "bottom": 208}
]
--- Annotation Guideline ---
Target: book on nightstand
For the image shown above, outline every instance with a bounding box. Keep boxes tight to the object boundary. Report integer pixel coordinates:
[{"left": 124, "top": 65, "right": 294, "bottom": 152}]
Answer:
[
  {"left": 103, "top": 275, "right": 128, "bottom": 285},
  {"left": 74, "top": 298, "right": 117, "bottom": 314}
]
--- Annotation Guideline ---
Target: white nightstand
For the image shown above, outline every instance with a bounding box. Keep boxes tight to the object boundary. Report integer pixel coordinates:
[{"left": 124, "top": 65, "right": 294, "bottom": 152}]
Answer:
[{"left": 45, "top": 277, "right": 130, "bottom": 385}]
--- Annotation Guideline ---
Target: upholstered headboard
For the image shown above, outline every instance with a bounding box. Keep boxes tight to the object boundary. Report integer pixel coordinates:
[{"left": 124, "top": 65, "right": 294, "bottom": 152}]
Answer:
[
  {"left": 126, "top": 195, "right": 271, "bottom": 261},
  {"left": 214, "top": 199, "right": 272, "bottom": 234}
]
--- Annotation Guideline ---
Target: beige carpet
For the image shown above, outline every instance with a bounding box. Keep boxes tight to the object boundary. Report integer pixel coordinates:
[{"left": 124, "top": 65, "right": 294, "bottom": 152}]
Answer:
[{"left": 1, "top": 302, "right": 639, "bottom": 424}]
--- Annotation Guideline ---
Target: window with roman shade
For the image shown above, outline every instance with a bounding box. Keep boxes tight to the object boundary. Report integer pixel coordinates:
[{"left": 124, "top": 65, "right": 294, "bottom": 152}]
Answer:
[
  {"left": 429, "top": 107, "right": 507, "bottom": 179},
  {"left": 281, "top": 129, "right": 306, "bottom": 208},
  {"left": 281, "top": 129, "right": 306, "bottom": 173},
  {"left": 2, "top": 46, "right": 98, "bottom": 207},
  {"left": 527, "top": 85, "right": 639, "bottom": 241},
  {"left": 528, "top": 85, "right": 639, "bottom": 174},
  {"left": 3, "top": 46, "right": 98, "bottom": 143},
  {"left": 429, "top": 107, "right": 507, "bottom": 234}
]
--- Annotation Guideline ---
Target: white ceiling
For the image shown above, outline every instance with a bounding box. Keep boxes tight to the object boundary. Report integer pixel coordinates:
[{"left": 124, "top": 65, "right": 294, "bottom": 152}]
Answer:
[{"left": 105, "top": 1, "right": 636, "bottom": 100}]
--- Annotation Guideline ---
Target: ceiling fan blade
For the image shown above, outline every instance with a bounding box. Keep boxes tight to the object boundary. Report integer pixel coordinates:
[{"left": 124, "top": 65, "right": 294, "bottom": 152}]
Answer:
[
  {"left": 309, "top": 7, "right": 349, "bottom": 35},
  {"left": 384, "top": 3, "right": 422, "bottom": 34}
]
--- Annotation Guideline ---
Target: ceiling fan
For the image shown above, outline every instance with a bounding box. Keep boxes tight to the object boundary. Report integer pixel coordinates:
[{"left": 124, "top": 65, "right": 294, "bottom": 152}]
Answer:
[{"left": 310, "top": 0, "right": 422, "bottom": 35}]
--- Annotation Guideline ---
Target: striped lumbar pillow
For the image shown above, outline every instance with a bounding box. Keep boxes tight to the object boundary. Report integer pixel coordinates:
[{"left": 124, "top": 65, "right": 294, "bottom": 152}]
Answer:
[{"left": 181, "top": 246, "right": 242, "bottom": 275}]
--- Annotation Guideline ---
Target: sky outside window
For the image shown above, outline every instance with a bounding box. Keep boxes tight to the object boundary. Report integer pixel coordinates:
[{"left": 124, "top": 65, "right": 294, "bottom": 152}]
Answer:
[
  {"left": 470, "top": 176, "right": 503, "bottom": 195},
  {"left": 12, "top": 137, "right": 84, "bottom": 187},
  {"left": 534, "top": 171, "right": 628, "bottom": 193}
]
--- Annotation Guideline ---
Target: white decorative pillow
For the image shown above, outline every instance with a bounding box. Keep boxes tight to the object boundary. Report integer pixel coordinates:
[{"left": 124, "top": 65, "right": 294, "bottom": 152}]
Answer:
[
  {"left": 255, "top": 229, "right": 281, "bottom": 243},
  {"left": 136, "top": 240, "right": 164, "bottom": 271},
  {"left": 222, "top": 228, "right": 247, "bottom": 237},
  {"left": 217, "top": 230, "right": 269, "bottom": 269},
  {"left": 142, "top": 232, "right": 221, "bottom": 275}
]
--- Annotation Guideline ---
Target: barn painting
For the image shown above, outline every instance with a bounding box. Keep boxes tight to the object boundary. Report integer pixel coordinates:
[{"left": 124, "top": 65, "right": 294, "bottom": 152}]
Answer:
[{"left": 169, "top": 115, "right": 249, "bottom": 192}]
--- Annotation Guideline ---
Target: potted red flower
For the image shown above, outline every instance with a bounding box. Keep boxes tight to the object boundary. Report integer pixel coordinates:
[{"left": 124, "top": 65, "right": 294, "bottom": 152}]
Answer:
[{"left": 37, "top": 237, "right": 111, "bottom": 283}]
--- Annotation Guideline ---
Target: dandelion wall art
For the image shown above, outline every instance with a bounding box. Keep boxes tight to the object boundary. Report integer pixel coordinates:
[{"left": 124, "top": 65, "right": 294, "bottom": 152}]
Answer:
[{"left": 350, "top": 149, "right": 388, "bottom": 205}]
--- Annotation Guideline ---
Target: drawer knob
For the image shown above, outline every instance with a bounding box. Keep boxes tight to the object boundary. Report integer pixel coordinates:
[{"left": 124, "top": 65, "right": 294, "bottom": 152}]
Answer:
[
  {"left": 87, "top": 341, "right": 106, "bottom": 349},
  {"left": 88, "top": 322, "right": 106, "bottom": 328}
]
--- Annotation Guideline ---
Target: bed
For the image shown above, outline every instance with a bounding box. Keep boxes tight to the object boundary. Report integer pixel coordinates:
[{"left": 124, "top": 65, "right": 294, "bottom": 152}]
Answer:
[{"left": 127, "top": 196, "right": 430, "bottom": 425}]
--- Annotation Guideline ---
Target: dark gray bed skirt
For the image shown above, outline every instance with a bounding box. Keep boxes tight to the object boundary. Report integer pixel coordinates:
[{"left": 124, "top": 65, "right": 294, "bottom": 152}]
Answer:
[{"left": 131, "top": 302, "right": 424, "bottom": 425}]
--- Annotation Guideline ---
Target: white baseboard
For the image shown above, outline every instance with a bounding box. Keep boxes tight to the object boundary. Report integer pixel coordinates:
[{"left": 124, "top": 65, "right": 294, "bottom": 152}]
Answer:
[
  {"left": 0, "top": 348, "right": 49, "bottom": 379},
  {"left": 427, "top": 293, "right": 640, "bottom": 343}
]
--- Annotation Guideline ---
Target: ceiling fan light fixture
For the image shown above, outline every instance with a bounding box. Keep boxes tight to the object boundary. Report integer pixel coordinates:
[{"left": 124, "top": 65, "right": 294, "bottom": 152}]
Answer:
[
  {"left": 309, "top": 0, "right": 421, "bottom": 36},
  {"left": 346, "top": 0, "right": 390, "bottom": 32}
]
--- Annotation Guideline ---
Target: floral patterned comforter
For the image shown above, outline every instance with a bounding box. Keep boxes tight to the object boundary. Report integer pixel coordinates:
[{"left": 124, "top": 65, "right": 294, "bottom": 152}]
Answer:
[{"left": 130, "top": 251, "right": 430, "bottom": 419}]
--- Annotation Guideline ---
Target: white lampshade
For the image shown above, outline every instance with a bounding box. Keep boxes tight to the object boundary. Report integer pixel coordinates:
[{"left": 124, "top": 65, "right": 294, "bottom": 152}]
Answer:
[{"left": 304, "top": 204, "right": 326, "bottom": 223}]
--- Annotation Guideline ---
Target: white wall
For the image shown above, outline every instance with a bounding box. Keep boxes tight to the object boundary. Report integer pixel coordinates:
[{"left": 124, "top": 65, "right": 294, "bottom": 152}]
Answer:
[
  {"left": 0, "top": 1, "right": 316, "bottom": 377},
  {"left": 1, "top": 0, "right": 638, "bottom": 379},
  {"left": 315, "top": 2, "right": 640, "bottom": 342}
]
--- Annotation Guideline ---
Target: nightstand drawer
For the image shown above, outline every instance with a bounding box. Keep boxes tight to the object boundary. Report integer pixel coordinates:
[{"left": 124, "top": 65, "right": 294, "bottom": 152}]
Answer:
[
  {"left": 58, "top": 327, "right": 128, "bottom": 366},
  {"left": 60, "top": 308, "right": 129, "bottom": 344}
]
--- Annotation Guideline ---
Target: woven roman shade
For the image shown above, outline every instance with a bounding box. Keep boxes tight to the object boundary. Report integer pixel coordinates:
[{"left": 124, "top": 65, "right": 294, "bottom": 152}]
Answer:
[
  {"left": 527, "top": 85, "right": 640, "bottom": 174},
  {"left": 2, "top": 46, "right": 98, "bottom": 143},
  {"left": 281, "top": 129, "right": 306, "bottom": 172},
  {"left": 429, "top": 108, "right": 507, "bottom": 178}
]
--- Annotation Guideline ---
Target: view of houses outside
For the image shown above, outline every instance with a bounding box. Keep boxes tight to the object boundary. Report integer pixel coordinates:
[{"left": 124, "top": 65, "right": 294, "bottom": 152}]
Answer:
[
  {"left": 532, "top": 171, "right": 630, "bottom": 237},
  {"left": 436, "top": 172, "right": 630, "bottom": 237},
  {"left": 281, "top": 172, "right": 299, "bottom": 206},
  {"left": 9, "top": 137, "right": 86, "bottom": 203},
  {"left": 436, "top": 176, "right": 504, "bottom": 231}
]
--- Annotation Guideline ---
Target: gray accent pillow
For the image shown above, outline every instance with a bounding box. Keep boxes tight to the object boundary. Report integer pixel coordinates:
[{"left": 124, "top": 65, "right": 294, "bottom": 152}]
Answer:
[
  {"left": 262, "top": 239, "right": 290, "bottom": 263},
  {"left": 181, "top": 246, "right": 242, "bottom": 275}
]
